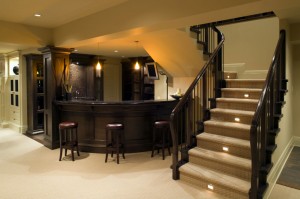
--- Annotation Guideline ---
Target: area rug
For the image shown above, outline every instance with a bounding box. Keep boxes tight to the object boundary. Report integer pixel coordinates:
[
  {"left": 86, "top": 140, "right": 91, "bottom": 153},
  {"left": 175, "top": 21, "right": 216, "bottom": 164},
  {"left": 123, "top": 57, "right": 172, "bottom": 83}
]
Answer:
[{"left": 277, "top": 146, "right": 300, "bottom": 190}]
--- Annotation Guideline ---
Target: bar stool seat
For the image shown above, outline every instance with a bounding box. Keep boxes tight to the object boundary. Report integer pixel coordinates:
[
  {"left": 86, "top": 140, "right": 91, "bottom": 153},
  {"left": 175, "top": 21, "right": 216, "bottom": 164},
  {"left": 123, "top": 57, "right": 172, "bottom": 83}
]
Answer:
[
  {"left": 151, "top": 120, "right": 171, "bottom": 160},
  {"left": 105, "top": 123, "right": 125, "bottom": 164},
  {"left": 59, "top": 121, "right": 80, "bottom": 161}
]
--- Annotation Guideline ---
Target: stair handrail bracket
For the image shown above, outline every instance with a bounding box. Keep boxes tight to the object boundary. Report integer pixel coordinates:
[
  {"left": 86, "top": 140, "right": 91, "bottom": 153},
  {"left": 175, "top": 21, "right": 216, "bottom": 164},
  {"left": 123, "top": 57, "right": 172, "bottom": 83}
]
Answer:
[
  {"left": 249, "top": 30, "right": 286, "bottom": 199},
  {"left": 170, "top": 24, "right": 225, "bottom": 180}
]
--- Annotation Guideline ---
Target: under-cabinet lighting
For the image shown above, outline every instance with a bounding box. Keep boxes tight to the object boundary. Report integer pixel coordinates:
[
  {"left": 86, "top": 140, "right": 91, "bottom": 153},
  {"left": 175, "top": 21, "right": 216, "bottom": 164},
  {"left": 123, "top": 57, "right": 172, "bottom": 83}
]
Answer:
[
  {"left": 234, "top": 117, "right": 240, "bottom": 122},
  {"left": 223, "top": 146, "right": 229, "bottom": 152},
  {"left": 208, "top": 184, "right": 214, "bottom": 190},
  {"left": 244, "top": 94, "right": 249, "bottom": 98}
]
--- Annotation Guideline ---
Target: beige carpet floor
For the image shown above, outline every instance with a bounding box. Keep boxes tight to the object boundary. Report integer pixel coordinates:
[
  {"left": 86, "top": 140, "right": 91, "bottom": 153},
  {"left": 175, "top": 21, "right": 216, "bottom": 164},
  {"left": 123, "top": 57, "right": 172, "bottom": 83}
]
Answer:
[
  {"left": 1, "top": 128, "right": 298, "bottom": 199},
  {"left": 0, "top": 128, "right": 225, "bottom": 199}
]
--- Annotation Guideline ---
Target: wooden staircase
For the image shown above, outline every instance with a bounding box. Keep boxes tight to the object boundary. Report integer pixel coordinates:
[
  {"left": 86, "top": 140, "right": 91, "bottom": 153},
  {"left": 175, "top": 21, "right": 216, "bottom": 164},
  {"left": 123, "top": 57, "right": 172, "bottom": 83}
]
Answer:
[{"left": 179, "top": 73, "right": 264, "bottom": 199}]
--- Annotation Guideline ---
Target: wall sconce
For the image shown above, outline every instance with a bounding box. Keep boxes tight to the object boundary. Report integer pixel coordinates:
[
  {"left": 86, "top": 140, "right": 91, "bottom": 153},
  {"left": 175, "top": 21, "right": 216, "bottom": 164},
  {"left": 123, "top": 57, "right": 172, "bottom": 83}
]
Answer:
[{"left": 96, "top": 60, "right": 101, "bottom": 77}]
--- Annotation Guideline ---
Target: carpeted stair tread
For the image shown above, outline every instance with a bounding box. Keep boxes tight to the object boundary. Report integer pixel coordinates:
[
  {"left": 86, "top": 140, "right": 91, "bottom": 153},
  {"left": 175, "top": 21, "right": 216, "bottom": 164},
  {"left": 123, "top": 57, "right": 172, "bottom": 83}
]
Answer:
[
  {"left": 179, "top": 162, "right": 251, "bottom": 194},
  {"left": 221, "top": 88, "right": 262, "bottom": 92},
  {"left": 210, "top": 108, "right": 254, "bottom": 125},
  {"left": 189, "top": 148, "right": 251, "bottom": 169},
  {"left": 216, "top": 98, "right": 258, "bottom": 104},
  {"left": 210, "top": 108, "right": 254, "bottom": 116},
  {"left": 196, "top": 133, "right": 250, "bottom": 150},
  {"left": 225, "top": 79, "right": 265, "bottom": 89},
  {"left": 225, "top": 79, "right": 265, "bottom": 82},
  {"left": 204, "top": 120, "right": 251, "bottom": 140},
  {"left": 204, "top": 120, "right": 250, "bottom": 130}
]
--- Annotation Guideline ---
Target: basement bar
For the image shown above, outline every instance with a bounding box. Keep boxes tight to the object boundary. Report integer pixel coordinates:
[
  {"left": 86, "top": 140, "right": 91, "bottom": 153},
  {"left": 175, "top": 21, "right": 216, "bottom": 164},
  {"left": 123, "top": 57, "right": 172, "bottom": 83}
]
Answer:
[{"left": 54, "top": 100, "right": 177, "bottom": 153}]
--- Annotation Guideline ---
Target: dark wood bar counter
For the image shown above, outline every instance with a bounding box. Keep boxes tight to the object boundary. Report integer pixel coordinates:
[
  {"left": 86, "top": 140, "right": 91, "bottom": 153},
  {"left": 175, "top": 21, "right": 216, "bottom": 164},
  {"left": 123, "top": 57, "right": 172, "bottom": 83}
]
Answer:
[{"left": 54, "top": 100, "right": 177, "bottom": 153}]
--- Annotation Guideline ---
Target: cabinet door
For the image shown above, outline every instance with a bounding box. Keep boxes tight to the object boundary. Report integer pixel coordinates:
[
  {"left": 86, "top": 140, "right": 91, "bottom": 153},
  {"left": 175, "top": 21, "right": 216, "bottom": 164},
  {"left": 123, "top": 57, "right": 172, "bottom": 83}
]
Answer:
[{"left": 9, "top": 77, "right": 19, "bottom": 108}]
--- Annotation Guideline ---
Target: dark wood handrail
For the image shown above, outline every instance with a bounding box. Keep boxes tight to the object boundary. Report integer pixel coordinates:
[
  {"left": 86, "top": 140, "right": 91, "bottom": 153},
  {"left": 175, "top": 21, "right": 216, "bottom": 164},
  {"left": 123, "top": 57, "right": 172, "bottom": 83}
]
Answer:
[
  {"left": 170, "top": 24, "right": 225, "bottom": 179},
  {"left": 249, "top": 29, "right": 286, "bottom": 198}
]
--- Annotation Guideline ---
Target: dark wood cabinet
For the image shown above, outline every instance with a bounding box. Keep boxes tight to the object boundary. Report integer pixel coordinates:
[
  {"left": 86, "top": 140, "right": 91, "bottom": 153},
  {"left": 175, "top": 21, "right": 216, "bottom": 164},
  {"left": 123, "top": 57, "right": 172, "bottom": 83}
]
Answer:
[
  {"left": 25, "top": 54, "right": 44, "bottom": 134},
  {"left": 122, "top": 58, "right": 154, "bottom": 101}
]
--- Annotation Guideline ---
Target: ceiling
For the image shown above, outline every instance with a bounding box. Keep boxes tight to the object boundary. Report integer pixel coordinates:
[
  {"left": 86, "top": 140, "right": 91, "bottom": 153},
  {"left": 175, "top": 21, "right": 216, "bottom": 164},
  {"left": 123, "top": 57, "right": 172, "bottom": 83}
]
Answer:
[
  {"left": 1, "top": 0, "right": 300, "bottom": 57},
  {"left": 0, "top": 0, "right": 129, "bottom": 28}
]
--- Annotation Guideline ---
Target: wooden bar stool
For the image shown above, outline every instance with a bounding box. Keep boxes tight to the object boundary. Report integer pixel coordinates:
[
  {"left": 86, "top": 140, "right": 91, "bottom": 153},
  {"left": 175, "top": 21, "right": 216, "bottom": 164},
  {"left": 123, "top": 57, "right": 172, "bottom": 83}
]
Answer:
[
  {"left": 151, "top": 120, "right": 171, "bottom": 160},
  {"left": 59, "top": 121, "right": 80, "bottom": 161},
  {"left": 105, "top": 123, "right": 125, "bottom": 164}
]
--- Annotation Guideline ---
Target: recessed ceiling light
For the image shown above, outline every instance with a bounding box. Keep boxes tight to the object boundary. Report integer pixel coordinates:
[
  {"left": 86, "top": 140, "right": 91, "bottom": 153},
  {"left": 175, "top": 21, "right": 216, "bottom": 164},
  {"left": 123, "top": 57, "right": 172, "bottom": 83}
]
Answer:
[
  {"left": 114, "top": 50, "right": 118, "bottom": 53},
  {"left": 34, "top": 13, "right": 41, "bottom": 17}
]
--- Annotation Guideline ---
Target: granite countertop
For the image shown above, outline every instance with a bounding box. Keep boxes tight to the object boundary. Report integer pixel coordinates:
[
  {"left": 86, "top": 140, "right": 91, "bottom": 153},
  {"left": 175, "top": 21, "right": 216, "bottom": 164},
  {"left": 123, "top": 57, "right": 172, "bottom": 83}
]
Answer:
[{"left": 54, "top": 99, "right": 176, "bottom": 105}]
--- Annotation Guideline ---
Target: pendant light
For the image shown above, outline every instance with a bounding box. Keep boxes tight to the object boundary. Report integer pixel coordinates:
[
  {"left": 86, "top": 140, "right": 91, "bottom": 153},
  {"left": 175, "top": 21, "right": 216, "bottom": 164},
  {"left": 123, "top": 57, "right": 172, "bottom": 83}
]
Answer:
[
  {"left": 134, "top": 41, "right": 140, "bottom": 70},
  {"left": 96, "top": 42, "right": 102, "bottom": 77},
  {"left": 134, "top": 60, "right": 140, "bottom": 70}
]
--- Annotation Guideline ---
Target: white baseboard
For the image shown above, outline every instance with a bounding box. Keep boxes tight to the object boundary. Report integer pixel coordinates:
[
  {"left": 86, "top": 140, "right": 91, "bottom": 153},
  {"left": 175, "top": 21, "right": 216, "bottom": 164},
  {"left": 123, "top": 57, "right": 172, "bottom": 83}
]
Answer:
[
  {"left": 0, "top": 122, "right": 9, "bottom": 128},
  {"left": 293, "top": 136, "right": 300, "bottom": 146},
  {"left": 264, "top": 136, "right": 297, "bottom": 198}
]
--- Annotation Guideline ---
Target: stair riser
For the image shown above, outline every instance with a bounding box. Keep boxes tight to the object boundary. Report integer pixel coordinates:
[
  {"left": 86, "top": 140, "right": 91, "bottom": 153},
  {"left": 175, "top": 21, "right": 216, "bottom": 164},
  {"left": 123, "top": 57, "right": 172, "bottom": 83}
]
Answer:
[
  {"left": 180, "top": 174, "right": 248, "bottom": 199},
  {"left": 189, "top": 155, "right": 251, "bottom": 181},
  {"left": 224, "top": 72, "right": 237, "bottom": 79},
  {"left": 204, "top": 124, "right": 250, "bottom": 140},
  {"left": 197, "top": 139, "right": 251, "bottom": 159},
  {"left": 221, "top": 91, "right": 261, "bottom": 99},
  {"left": 216, "top": 101, "right": 257, "bottom": 111},
  {"left": 226, "top": 81, "right": 264, "bottom": 89},
  {"left": 211, "top": 112, "right": 253, "bottom": 125}
]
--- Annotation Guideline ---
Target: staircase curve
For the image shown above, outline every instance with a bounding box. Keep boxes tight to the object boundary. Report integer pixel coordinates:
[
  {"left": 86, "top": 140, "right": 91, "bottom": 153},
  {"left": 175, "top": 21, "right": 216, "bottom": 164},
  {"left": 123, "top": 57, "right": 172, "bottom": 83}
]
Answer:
[{"left": 170, "top": 23, "right": 287, "bottom": 199}]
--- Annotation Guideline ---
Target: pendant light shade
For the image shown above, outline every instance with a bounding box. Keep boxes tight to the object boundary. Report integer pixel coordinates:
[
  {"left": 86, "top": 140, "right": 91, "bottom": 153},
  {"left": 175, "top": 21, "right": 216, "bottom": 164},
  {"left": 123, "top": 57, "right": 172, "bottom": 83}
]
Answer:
[
  {"left": 96, "top": 60, "right": 101, "bottom": 77},
  {"left": 96, "top": 42, "right": 102, "bottom": 77},
  {"left": 134, "top": 61, "right": 140, "bottom": 70}
]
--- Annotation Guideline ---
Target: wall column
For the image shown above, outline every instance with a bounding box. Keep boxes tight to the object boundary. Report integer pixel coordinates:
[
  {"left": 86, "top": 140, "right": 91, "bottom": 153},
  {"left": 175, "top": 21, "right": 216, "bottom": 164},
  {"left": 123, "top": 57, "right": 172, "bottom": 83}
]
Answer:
[{"left": 39, "top": 46, "right": 73, "bottom": 149}]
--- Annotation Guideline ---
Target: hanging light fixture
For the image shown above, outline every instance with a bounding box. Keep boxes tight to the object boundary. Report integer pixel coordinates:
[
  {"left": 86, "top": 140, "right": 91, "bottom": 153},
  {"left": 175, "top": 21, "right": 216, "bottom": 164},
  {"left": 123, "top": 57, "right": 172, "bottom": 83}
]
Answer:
[
  {"left": 96, "top": 58, "right": 101, "bottom": 77},
  {"left": 96, "top": 42, "right": 102, "bottom": 77},
  {"left": 134, "top": 41, "right": 140, "bottom": 70},
  {"left": 134, "top": 60, "right": 140, "bottom": 70}
]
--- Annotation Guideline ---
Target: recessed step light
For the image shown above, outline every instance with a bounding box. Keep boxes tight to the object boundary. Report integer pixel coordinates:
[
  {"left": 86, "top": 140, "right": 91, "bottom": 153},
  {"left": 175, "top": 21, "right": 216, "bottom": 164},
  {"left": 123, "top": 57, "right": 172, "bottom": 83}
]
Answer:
[
  {"left": 227, "top": 75, "right": 230, "bottom": 78},
  {"left": 234, "top": 117, "right": 240, "bottom": 122},
  {"left": 34, "top": 13, "right": 41, "bottom": 17},
  {"left": 244, "top": 94, "right": 249, "bottom": 98},
  {"left": 208, "top": 184, "right": 214, "bottom": 190},
  {"left": 222, "top": 146, "right": 229, "bottom": 152}
]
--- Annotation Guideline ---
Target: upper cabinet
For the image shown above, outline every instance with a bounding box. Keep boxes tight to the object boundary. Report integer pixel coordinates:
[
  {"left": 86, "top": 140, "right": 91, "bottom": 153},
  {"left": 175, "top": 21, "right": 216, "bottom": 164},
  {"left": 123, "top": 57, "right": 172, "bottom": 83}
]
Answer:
[{"left": 25, "top": 54, "right": 44, "bottom": 134}]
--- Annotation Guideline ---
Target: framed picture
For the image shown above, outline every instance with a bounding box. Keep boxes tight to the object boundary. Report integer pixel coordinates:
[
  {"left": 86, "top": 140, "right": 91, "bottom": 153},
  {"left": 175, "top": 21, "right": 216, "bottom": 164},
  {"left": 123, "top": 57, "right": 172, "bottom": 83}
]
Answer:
[{"left": 145, "top": 62, "right": 159, "bottom": 80}]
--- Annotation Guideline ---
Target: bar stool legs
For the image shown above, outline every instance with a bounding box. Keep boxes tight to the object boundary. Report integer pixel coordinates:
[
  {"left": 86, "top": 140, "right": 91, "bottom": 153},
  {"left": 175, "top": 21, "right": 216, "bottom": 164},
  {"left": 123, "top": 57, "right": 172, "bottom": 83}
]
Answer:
[
  {"left": 59, "top": 121, "right": 80, "bottom": 161},
  {"left": 105, "top": 123, "right": 125, "bottom": 164},
  {"left": 151, "top": 120, "right": 171, "bottom": 160}
]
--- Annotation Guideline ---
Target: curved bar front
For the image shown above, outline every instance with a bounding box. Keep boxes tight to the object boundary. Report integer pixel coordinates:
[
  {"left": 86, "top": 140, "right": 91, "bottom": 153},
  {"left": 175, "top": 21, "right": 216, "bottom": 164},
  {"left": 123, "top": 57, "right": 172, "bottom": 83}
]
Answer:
[{"left": 54, "top": 100, "right": 177, "bottom": 153}]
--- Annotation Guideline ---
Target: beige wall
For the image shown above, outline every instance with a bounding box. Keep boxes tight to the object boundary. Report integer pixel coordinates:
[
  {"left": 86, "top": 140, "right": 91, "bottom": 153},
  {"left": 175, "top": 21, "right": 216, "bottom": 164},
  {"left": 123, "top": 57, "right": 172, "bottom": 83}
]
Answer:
[
  {"left": 264, "top": 20, "right": 295, "bottom": 198},
  {"left": 103, "top": 58, "right": 122, "bottom": 101},
  {"left": 292, "top": 46, "right": 300, "bottom": 137},
  {"left": 218, "top": 17, "right": 279, "bottom": 78}
]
